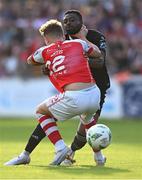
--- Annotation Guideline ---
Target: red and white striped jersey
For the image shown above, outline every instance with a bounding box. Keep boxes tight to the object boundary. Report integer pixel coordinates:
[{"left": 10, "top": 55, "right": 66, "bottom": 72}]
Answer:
[{"left": 32, "top": 39, "right": 95, "bottom": 92}]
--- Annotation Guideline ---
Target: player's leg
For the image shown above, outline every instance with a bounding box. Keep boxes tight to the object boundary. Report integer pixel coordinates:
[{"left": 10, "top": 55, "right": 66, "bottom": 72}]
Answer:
[
  {"left": 36, "top": 112, "right": 70, "bottom": 166},
  {"left": 4, "top": 112, "right": 69, "bottom": 166},
  {"left": 80, "top": 112, "right": 106, "bottom": 165},
  {"left": 66, "top": 114, "right": 105, "bottom": 166},
  {"left": 92, "top": 71, "right": 110, "bottom": 164},
  {"left": 62, "top": 87, "right": 108, "bottom": 166},
  {"left": 62, "top": 110, "right": 100, "bottom": 165},
  {"left": 70, "top": 111, "right": 100, "bottom": 152},
  {"left": 45, "top": 88, "right": 101, "bottom": 165},
  {"left": 93, "top": 88, "right": 108, "bottom": 165},
  {"left": 25, "top": 123, "right": 46, "bottom": 153},
  {"left": 71, "top": 122, "right": 86, "bottom": 151},
  {"left": 61, "top": 122, "right": 86, "bottom": 165},
  {"left": 78, "top": 111, "right": 106, "bottom": 166},
  {"left": 5, "top": 94, "right": 72, "bottom": 166},
  {"left": 62, "top": 113, "right": 99, "bottom": 163},
  {"left": 4, "top": 123, "right": 46, "bottom": 166}
]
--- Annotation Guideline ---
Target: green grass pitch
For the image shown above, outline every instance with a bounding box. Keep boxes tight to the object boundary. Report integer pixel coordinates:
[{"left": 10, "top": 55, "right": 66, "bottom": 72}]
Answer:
[{"left": 0, "top": 117, "right": 142, "bottom": 179}]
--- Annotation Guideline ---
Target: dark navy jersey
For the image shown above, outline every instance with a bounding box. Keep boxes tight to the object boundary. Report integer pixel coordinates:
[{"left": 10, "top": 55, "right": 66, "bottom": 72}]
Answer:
[
  {"left": 86, "top": 30, "right": 106, "bottom": 56},
  {"left": 86, "top": 30, "right": 110, "bottom": 90},
  {"left": 66, "top": 29, "right": 110, "bottom": 91}
]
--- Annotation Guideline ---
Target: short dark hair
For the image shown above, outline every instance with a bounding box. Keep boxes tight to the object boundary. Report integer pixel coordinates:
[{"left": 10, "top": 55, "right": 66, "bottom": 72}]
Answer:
[{"left": 64, "top": 10, "right": 83, "bottom": 23}]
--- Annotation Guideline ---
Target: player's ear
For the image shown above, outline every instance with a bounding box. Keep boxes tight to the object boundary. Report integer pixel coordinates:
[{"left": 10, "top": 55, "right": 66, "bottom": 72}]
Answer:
[{"left": 44, "top": 36, "right": 49, "bottom": 45}]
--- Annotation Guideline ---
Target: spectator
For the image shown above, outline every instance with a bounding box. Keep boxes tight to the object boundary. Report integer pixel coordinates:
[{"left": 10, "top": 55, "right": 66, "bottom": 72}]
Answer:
[{"left": 0, "top": 0, "right": 142, "bottom": 78}]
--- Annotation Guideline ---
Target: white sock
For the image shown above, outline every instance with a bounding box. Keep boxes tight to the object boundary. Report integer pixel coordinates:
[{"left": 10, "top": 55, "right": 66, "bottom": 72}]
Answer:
[
  {"left": 55, "top": 140, "right": 66, "bottom": 152},
  {"left": 21, "top": 150, "right": 30, "bottom": 157},
  {"left": 94, "top": 150, "right": 103, "bottom": 160}
]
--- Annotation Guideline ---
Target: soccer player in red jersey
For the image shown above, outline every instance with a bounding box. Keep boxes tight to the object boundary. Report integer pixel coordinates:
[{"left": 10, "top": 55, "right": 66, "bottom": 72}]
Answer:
[
  {"left": 35, "top": 10, "right": 109, "bottom": 166},
  {"left": 5, "top": 19, "right": 102, "bottom": 166},
  {"left": 5, "top": 10, "right": 110, "bottom": 166}
]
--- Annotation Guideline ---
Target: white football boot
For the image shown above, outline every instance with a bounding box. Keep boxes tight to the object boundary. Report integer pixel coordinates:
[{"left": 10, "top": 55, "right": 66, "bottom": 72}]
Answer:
[
  {"left": 61, "top": 149, "right": 75, "bottom": 166},
  {"left": 94, "top": 151, "right": 106, "bottom": 166},
  {"left": 4, "top": 151, "right": 30, "bottom": 166},
  {"left": 62, "top": 150, "right": 106, "bottom": 166},
  {"left": 49, "top": 146, "right": 71, "bottom": 166}
]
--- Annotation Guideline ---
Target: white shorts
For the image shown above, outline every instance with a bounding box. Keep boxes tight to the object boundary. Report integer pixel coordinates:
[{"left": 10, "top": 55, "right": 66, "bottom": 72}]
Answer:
[{"left": 41, "top": 85, "right": 100, "bottom": 123}]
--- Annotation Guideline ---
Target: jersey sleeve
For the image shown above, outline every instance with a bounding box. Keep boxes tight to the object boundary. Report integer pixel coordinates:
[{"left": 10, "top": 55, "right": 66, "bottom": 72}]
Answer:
[
  {"left": 76, "top": 39, "right": 93, "bottom": 54},
  {"left": 87, "top": 30, "right": 107, "bottom": 56},
  {"left": 32, "top": 47, "right": 46, "bottom": 64},
  {"left": 98, "top": 35, "right": 106, "bottom": 55}
]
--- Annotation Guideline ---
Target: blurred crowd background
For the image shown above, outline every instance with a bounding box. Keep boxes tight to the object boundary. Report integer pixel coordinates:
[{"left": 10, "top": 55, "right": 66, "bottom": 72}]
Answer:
[{"left": 0, "top": 0, "right": 142, "bottom": 79}]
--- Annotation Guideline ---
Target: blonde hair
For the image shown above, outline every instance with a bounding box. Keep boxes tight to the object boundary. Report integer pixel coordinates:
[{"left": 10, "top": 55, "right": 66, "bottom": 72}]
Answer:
[{"left": 39, "top": 19, "right": 64, "bottom": 37}]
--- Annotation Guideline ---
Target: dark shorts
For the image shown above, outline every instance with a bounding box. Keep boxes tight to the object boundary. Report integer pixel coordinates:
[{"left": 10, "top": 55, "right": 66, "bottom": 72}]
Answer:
[{"left": 91, "top": 66, "right": 110, "bottom": 114}]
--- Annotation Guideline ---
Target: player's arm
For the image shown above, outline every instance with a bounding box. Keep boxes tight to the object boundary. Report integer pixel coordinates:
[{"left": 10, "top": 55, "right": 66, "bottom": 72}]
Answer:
[
  {"left": 75, "top": 27, "right": 105, "bottom": 68},
  {"left": 90, "top": 34, "right": 106, "bottom": 68},
  {"left": 72, "top": 26, "right": 101, "bottom": 58},
  {"left": 89, "top": 51, "right": 105, "bottom": 68},
  {"left": 27, "top": 47, "right": 46, "bottom": 66},
  {"left": 84, "top": 34, "right": 106, "bottom": 68},
  {"left": 79, "top": 39, "right": 102, "bottom": 60},
  {"left": 81, "top": 39, "right": 105, "bottom": 67},
  {"left": 85, "top": 40, "right": 102, "bottom": 58},
  {"left": 27, "top": 55, "right": 43, "bottom": 65}
]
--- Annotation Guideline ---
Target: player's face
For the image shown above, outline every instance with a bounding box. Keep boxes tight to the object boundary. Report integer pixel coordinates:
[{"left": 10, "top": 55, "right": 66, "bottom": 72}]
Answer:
[{"left": 63, "top": 13, "right": 82, "bottom": 35}]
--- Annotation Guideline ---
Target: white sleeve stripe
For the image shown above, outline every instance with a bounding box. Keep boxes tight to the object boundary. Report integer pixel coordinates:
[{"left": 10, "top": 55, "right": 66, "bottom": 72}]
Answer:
[{"left": 33, "top": 46, "right": 47, "bottom": 63}]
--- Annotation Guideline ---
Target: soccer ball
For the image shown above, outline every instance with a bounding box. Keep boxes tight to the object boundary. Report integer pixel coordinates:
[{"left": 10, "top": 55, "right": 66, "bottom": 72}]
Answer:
[{"left": 86, "top": 124, "right": 112, "bottom": 151}]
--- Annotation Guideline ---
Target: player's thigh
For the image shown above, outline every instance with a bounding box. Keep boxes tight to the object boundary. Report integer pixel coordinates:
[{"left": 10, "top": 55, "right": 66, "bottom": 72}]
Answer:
[
  {"left": 75, "top": 86, "right": 100, "bottom": 113},
  {"left": 41, "top": 93, "right": 78, "bottom": 121},
  {"left": 36, "top": 98, "right": 54, "bottom": 117}
]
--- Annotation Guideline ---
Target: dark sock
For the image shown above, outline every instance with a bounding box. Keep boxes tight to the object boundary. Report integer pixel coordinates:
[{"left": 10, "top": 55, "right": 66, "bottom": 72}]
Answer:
[
  {"left": 25, "top": 124, "right": 46, "bottom": 153},
  {"left": 70, "top": 110, "right": 101, "bottom": 152},
  {"left": 71, "top": 131, "right": 87, "bottom": 152}
]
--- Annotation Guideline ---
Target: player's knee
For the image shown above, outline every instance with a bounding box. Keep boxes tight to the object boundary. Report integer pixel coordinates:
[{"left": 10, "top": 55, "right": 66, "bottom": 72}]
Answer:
[
  {"left": 35, "top": 112, "right": 43, "bottom": 122},
  {"left": 35, "top": 104, "right": 53, "bottom": 118},
  {"left": 35, "top": 105, "right": 42, "bottom": 115},
  {"left": 36, "top": 103, "right": 47, "bottom": 114}
]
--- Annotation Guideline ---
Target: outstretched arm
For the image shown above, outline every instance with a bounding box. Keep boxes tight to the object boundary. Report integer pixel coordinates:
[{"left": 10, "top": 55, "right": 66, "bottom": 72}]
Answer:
[
  {"left": 27, "top": 55, "right": 44, "bottom": 65},
  {"left": 27, "top": 47, "right": 46, "bottom": 66},
  {"left": 86, "top": 41, "right": 102, "bottom": 59},
  {"left": 72, "top": 25, "right": 105, "bottom": 67},
  {"left": 74, "top": 25, "right": 102, "bottom": 59}
]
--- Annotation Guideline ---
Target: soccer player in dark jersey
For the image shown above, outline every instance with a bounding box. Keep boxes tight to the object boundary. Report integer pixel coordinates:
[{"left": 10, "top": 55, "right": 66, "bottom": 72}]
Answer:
[
  {"left": 4, "top": 10, "right": 110, "bottom": 166},
  {"left": 62, "top": 10, "right": 110, "bottom": 165}
]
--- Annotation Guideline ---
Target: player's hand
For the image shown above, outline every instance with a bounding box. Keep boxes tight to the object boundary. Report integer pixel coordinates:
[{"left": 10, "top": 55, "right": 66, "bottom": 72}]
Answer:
[
  {"left": 79, "top": 25, "right": 88, "bottom": 39},
  {"left": 41, "top": 65, "right": 50, "bottom": 76},
  {"left": 73, "top": 25, "right": 88, "bottom": 40}
]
